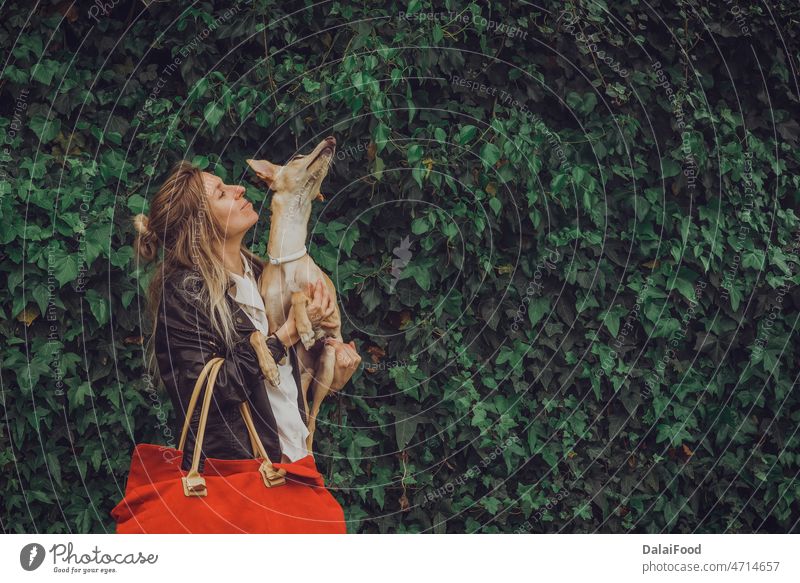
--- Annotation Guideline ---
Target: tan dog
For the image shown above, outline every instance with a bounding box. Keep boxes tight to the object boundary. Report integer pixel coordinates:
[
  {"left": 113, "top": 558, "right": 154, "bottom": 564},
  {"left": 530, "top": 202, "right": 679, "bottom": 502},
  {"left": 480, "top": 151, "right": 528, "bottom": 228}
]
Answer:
[{"left": 246, "top": 136, "right": 341, "bottom": 451}]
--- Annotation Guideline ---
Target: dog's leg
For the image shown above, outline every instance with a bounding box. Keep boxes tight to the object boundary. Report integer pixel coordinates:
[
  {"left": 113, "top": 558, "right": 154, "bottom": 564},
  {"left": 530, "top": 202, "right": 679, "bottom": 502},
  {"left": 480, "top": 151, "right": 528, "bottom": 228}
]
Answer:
[
  {"left": 291, "top": 291, "right": 317, "bottom": 350},
  {"left": 249, "top": 330, "right": 281, "bottom": 387},
  {"left": 296, "top": 346, "right": 316, "bottom": 425},
  {"left": 304, "top": 274, "right": 344, "bottom": 449},
  {"left": 305, "top": 342, "right": 337, "bottom": 452}
]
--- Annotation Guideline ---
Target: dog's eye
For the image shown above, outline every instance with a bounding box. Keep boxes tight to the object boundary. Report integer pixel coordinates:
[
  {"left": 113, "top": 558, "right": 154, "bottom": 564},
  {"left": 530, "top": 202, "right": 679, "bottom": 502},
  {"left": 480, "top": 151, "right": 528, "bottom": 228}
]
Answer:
[{"left": 288, "top": 154, "right": 304, "bottom": 162}]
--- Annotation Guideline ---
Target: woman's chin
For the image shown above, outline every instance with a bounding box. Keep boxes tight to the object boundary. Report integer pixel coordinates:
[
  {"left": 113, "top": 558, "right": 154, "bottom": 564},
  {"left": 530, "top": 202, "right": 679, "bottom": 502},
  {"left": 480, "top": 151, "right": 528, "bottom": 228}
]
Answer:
[{"left": 225, "top": 216, "right": 258, "bottom": 238}]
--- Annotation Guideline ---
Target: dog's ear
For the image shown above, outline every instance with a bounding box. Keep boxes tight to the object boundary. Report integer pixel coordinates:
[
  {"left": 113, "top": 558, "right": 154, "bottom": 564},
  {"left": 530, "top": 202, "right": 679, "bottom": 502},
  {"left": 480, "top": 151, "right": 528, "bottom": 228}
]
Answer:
[{"left": 246, "top": 159, "right": 279, "bottom": 188}]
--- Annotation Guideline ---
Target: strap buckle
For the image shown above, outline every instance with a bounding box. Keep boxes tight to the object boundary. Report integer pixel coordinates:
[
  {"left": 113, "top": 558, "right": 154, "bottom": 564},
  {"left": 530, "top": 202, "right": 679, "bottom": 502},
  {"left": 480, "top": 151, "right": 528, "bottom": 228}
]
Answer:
[
  {"left": 182, "top": 472, "right": 207, "bottom": 497},
  {"left": 259, "top": 460, "right": 287, "bottom": 487}
]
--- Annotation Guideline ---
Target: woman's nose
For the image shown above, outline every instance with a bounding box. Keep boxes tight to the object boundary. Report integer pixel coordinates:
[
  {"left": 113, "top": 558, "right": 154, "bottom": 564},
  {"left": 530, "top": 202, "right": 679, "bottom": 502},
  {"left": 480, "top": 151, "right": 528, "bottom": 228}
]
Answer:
[{"left": 233, "top": 185, "right": 245, "bottom": 198}]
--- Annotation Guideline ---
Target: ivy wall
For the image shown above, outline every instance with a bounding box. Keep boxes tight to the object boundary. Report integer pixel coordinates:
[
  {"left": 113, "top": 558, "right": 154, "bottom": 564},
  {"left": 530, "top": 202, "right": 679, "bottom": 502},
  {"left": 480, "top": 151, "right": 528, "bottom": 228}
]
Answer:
[{"left": 1, "top": 0, "right": 799, "bottom": 533}]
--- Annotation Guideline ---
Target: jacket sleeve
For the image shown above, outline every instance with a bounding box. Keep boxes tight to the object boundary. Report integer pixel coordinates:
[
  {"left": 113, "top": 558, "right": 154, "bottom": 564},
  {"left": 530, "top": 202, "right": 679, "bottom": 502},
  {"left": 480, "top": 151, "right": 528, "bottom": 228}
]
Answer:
[{"left": 156, "top": 276, "right": 276, "bottom": 410}]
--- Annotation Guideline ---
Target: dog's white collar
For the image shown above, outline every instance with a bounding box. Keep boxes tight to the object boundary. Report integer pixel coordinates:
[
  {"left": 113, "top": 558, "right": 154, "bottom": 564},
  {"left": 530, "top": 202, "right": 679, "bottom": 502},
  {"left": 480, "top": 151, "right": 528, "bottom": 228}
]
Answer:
[{"left": 268, "top": 246, "right": 307, "bottom": 265}]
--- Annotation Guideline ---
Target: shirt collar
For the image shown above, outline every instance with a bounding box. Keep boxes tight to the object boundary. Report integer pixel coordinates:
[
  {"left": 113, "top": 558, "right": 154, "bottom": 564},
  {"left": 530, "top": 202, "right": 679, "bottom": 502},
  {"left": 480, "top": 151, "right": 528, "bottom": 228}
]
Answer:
[
  {"left": 241, "top": 252, "right": 253, "bottom": 277},
  {"left": 228, "top": 252, "right": 265, "bottom": 312}
]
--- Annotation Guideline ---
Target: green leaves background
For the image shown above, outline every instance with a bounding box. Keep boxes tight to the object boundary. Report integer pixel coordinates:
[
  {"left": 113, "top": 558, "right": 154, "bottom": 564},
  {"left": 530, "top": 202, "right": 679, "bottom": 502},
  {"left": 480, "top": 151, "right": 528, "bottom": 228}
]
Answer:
[{"left": 1, "top": 0, "right": 799, "bottom": 533}]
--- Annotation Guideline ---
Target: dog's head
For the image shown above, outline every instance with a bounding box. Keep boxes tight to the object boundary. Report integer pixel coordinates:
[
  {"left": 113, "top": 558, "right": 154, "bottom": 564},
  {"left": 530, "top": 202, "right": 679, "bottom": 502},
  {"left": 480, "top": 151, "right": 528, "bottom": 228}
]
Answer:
[{"left": 246, "top": 136, "right": 336, "bottom": 208}]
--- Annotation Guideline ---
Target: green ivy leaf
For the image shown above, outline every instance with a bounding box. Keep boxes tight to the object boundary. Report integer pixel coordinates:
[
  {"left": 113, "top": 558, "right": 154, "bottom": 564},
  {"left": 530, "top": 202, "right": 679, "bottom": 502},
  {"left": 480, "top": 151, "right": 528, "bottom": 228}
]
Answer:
[
  {"left": 340, "top": 225, "right": 360, "bottom": 256},
  {"left": 375, "top": 123, "right": 390, "bottom": 152},
  {"left": 528, "top": 296, "right": 551, "bottom": 327},
  {"left": 407, "top": 144, "right": 423, "bottom": 164},
  {"left": 411, "top": 218, "right": 428, "bottom": 234},
  {"left": 480, "top": 142, "right": 501, "bottom": 167},
  {"left": 395, "top": 415, "right": 419, "bottom": 450},
  {"left": 50, "top": 248, "right": 80, "bottom": 287},
  {"left": 203, "top": 102, "right": 225, "bottom": 129},
  {"left": 31, "top": 59, "right": 60, "bottom": 85},
  {"left": 29, "top": 115, "right": 61, "bottom": 143},
  {"left": 661, "top": 158, "right": 681, "bottom": 178},
  {"left": 457, "top": 125, "right": 477, "bottom": 144},
  {"left": 68, "top": 382, "right": 93, "bottom": 411},
  {"left": 551, "top": 173, "right": 568, "bottom": 194},
  {"left": 84, "top": 289, "right": 110, "bottom": 326}
]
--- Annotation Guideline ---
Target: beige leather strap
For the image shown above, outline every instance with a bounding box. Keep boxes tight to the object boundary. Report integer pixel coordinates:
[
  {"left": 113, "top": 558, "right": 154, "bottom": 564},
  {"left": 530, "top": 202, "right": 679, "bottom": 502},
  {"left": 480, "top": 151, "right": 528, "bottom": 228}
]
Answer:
[
  {"left": 179, "top": 357, "right": 222, "bottom": 452},
  {"left": 239, "top": 401, "right": 286, "bottom": 486},
  {"left": 247, "top": 422, "right": 259, "bottom": 459},
  {"left": 180, "top": 357, "right": 286, "bottom": 496},
  {"left": 182, "top": 358, "right": 224, "bottom": 496}
]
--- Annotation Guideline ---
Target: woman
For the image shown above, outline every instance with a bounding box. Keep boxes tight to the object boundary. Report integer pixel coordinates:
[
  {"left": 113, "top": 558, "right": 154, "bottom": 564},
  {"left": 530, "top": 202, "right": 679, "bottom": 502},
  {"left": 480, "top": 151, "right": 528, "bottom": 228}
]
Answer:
[{"left": 133, "top": 159, "right": 361, "bottom": 475}]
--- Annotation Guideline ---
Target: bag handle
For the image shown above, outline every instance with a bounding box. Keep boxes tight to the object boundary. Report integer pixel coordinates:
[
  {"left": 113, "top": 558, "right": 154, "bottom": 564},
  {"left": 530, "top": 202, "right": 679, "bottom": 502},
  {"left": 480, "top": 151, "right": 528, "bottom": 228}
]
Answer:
[
  {"left": 178, "top": 357, "right": 222, "bottom": 452},
  {"left": 179, "top": 358, "right": 286, "bottom": 497},
  {"left": 239, "top": 401, "right": 287, "bottom": 487}
]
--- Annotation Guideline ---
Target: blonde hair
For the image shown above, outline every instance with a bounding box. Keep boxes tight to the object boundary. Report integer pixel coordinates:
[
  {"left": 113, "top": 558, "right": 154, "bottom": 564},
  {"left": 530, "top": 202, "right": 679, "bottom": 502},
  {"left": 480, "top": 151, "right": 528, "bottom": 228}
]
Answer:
[{"left": 133, "top": 160, "right": 263, "bottom": 376}]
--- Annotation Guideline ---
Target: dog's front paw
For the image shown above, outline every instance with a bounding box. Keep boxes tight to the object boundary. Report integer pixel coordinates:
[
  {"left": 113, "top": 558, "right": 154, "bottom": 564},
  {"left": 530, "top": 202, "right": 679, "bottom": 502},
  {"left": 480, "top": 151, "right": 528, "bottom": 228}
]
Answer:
[
  {"left": 299, "top": 328, "right": 317, "bottom": 350},
  {"left": 250, "top": 331, "right": 281, "bottom": 387},
  {"left": 263, "top": 361, "right": 281, "bottom": 387}
]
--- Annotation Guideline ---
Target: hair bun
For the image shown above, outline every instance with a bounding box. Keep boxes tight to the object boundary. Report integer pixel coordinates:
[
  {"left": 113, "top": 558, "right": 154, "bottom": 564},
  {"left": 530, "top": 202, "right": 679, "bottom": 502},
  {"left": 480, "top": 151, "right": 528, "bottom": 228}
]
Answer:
[
  {"left": 134, "top": 213, "right": 158, "bottom": 262},
  {"left": 134, "top": 213, "right": 151, "bottom": 235}
]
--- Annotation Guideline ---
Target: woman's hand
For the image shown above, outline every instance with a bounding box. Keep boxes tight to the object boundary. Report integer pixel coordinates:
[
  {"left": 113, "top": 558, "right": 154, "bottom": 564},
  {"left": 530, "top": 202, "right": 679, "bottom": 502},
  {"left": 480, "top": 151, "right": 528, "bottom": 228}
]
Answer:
[
  {"left": 306, "top": 279, "right": 337, "bottom": 329},
  {"left": 274, "top": 305, "right": 300, "bottom": 348},
  {"left": 326, "top": 338, "right": 361, "bottom": 391}
]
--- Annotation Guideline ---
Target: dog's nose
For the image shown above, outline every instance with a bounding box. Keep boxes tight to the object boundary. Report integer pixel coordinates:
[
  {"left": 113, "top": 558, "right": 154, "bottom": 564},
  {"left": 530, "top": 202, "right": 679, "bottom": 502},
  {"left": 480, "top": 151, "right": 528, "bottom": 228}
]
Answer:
[{"left": 325, "top": 136, "right": 336, "bottom": 146}]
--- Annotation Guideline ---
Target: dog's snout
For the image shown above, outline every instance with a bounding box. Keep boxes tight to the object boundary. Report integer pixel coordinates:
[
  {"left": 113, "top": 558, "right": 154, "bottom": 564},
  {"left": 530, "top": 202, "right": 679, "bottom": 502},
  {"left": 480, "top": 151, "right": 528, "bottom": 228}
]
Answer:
[{"left": 325, "top": 136, "right": 336, "bottom": 146}]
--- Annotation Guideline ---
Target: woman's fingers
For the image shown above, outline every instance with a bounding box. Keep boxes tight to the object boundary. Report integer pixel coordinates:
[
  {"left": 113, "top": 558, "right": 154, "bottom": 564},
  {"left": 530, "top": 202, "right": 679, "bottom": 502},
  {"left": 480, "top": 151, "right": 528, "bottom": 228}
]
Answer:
[
  {"left": 350, "top": 346, "right": 362, "bottom": 367},
  {"left": 341, "top": 350, "right": 354, "bottom": 368},
  {"left": 324, "top": 339, "right": 361, "bottom": 392},
  {"left": 326, "top": 338, "right": 357, "bottom": 352},
  {"left": 304, "top": 280, "right": 326, "bottom": 325},
  {"left": 305, "top": 278, "right": 336, "bottom": 326},
  {"left": 337, "top": 343, "right": 360, "bottom": 368}
]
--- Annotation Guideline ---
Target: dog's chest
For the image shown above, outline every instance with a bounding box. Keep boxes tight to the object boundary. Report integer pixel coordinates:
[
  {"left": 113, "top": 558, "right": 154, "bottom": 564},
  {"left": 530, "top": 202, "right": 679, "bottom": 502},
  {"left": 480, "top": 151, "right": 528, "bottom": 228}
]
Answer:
[
  {"left": 258, "top": 259, "right": 321, "bottom": 321},
  {"left": 281, "top": 259, "right": 320, "bottom": 290}
]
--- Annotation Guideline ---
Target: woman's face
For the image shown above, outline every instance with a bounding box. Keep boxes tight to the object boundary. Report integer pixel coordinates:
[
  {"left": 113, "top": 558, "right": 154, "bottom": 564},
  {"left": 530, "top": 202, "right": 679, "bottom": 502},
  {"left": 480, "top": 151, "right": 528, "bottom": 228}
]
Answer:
[{"left": 201, "top": 172, "right": 258, "bottom": 239}]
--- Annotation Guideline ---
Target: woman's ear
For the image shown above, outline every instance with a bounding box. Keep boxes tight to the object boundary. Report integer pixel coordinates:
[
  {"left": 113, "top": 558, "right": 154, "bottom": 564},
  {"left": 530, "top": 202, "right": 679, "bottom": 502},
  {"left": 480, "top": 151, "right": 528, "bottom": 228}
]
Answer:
[{"left": 246, "top": 159, "right": 279, "bottom": 189}]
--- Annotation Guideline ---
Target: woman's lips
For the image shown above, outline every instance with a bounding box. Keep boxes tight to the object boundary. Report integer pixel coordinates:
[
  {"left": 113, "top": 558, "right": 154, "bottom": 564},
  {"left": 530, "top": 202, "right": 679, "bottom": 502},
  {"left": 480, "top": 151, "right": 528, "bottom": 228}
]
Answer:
[{"left": 241, "top": 200, "right": 252, "bottom": 210}]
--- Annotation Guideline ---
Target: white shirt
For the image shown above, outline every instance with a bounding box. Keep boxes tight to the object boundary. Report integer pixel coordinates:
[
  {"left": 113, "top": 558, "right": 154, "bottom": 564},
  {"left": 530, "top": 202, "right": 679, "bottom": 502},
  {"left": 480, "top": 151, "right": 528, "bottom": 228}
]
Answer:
[{"left": 227, "top": 252, "right": 310, "bottom": 462}]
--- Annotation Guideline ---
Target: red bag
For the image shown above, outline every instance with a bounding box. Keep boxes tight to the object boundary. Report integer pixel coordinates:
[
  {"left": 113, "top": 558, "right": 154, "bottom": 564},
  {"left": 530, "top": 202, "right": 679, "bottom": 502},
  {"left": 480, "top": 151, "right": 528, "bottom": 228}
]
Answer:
[{"left": 111, "top": 358, "right": 346, "bottom": 533}]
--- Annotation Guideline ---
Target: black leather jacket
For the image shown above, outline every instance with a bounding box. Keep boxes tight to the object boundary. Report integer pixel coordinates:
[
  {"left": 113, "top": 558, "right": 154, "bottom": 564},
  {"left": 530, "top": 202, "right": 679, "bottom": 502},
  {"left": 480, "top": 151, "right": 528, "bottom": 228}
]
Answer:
[{"left": 154, "top": 259, "right": 307, "bottom": 473}]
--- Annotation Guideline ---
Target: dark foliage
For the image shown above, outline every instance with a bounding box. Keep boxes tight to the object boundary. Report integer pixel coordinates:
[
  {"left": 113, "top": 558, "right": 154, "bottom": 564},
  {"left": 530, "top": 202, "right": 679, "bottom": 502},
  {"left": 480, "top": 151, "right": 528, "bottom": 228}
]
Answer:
[{"left": 1, "top": 0, "right": 799, "bottom": 533}]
